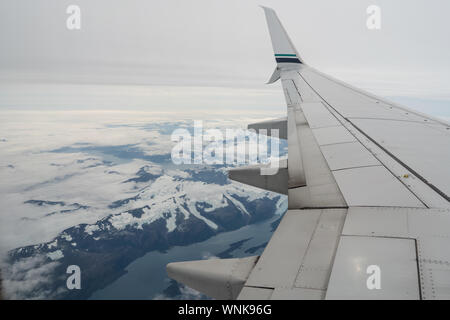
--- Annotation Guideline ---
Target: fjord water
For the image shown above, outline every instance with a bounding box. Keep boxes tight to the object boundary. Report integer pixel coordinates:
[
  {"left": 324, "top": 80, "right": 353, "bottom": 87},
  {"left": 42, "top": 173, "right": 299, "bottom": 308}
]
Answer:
[{"left": 90, "top": 201, "right": 287, "bottom": 300}]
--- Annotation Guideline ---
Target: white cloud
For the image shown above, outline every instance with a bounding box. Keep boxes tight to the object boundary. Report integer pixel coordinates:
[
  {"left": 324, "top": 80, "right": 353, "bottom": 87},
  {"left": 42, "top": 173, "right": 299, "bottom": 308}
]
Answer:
[
  {"left": 0, "top": 112, "right": 280, "bottom": 258},
  {"left": 2, "top": 255, "right": 62, "bottom": 300}
]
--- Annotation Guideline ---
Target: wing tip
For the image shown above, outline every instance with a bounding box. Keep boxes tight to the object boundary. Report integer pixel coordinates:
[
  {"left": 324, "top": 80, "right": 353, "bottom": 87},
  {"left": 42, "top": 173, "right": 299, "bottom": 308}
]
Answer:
[
  {"left": 260, "top": 6, "right": 304, "bottom": 66},
  {"left": 259, "top": 5, "right": 274, "bottom": 11}
]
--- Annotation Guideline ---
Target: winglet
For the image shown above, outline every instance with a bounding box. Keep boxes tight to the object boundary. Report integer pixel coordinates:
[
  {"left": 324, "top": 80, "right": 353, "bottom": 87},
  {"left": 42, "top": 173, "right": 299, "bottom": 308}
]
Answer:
[{"left": 261, "top": 6, "right": 303, "bottom": 67}]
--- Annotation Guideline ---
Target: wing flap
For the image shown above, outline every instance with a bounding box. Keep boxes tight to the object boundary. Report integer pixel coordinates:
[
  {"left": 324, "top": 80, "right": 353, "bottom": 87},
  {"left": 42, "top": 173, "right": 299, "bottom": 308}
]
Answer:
[
  {"left": 247, "top": 117, "right": 287, "bottom": 140},
  {"left": 239, "top": 209, "right": 347, "bottom": 299},
  {"left": 228, "top": 160, "right": 288, "bottom": 195},
  {"left": 166, "top": 256, "right": 258, "bottom": 300}
]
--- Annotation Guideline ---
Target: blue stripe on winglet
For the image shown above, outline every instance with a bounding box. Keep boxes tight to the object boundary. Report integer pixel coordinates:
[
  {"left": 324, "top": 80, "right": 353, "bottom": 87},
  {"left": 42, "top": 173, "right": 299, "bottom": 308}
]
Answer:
[{"left": 275, "top": 57, "right": 302, "bottom": 64}]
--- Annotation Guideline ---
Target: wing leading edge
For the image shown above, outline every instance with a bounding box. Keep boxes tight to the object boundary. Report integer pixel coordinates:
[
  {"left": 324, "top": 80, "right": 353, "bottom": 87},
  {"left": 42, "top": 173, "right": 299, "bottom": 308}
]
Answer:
[{"left": 167, "top": 7, "right": 450, "bottom": 300}]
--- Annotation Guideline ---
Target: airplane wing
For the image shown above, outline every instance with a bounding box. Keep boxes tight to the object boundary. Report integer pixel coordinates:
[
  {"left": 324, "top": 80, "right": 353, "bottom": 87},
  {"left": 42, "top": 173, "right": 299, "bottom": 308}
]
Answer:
[{"left": 167, "top": 7, "right": 450, "bottom": 300}]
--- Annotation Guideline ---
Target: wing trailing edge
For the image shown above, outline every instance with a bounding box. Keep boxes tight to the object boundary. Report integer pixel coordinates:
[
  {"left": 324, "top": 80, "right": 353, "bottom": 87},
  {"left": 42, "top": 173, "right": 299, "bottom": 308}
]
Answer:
[
  {"left": 248, "top": 117, "right": 287, "bottom": 139},
  {"left": 228, "top": 159, "right": 288, "bottom": 195}
]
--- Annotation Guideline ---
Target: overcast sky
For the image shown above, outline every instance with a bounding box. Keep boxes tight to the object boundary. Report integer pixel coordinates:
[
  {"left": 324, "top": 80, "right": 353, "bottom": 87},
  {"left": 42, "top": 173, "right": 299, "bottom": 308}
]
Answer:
[{"left": 0, "top": 0, "right": 449, "bottom": 111}]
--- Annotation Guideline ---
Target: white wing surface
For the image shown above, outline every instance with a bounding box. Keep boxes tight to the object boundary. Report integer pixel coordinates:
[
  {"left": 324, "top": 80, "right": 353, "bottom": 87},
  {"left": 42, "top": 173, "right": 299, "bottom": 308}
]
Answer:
[{"left": 167, "top": 7, "right": 450, "bottom": 300}]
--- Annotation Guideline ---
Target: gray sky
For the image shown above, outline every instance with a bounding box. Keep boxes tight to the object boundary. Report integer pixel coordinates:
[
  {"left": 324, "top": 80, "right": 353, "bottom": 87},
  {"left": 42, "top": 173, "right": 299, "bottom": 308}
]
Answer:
[{"left": 0, "top": 0, "right": 449, "bottom": 111}]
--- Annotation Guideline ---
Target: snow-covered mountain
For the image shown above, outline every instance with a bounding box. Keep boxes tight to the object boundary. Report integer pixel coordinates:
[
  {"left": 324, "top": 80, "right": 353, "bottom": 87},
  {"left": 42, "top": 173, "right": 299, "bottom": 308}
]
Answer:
[
  {"left": 0, "top": 114, "right": 287, "bottom": 300},
  {"left": 6, "top": 165, "right": 283, "bottom": 299}
]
